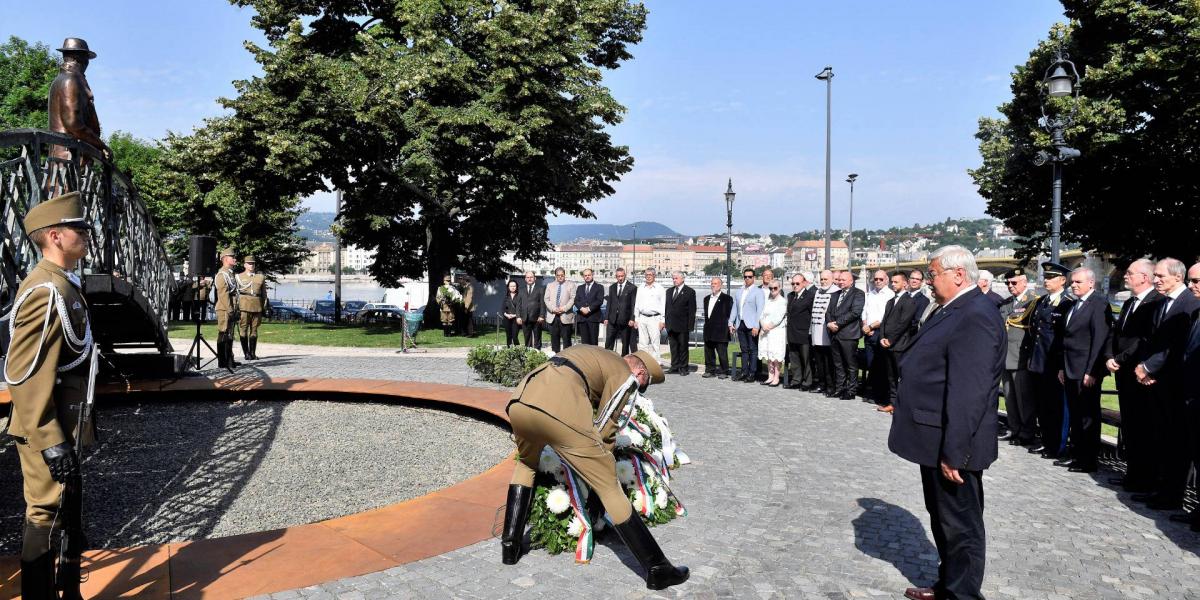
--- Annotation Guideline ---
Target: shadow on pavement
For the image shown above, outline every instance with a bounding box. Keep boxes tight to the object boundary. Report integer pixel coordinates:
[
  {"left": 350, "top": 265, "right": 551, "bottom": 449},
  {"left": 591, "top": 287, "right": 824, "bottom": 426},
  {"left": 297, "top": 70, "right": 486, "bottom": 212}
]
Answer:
[{"left": 852, "top": 497, "right": 938, "bottom": 587}]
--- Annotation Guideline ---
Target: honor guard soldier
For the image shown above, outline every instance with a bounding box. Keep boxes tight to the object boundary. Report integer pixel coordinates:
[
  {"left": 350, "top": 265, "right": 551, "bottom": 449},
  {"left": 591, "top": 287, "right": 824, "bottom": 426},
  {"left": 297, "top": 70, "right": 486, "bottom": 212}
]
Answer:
[
  {"left": 213, "top": 247, "right": 240, "bottom": 370},
  {"left": 236, "top": 255, "right": 267, "bottom": 360},
  {"left": 5, "top": 192, "right": 95, "bottom": 600},
  {"left": 1026, "top": 262, "right": 1072, "bottom": 459},
  {"left": 501, "top": 345, "right": 689, "bottom": 590}
]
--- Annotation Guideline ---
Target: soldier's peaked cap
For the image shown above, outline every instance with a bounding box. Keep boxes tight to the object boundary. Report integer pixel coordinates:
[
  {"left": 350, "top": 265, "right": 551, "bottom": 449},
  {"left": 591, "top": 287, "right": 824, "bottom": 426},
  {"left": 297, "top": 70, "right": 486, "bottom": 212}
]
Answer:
[
  {"left": 1040, "top": 261, "right": 1070, "bottom": 278},
  {"left": 631, "top": 350, "right": 666, "bottom": 384},
  {"left": 1002, "top": 267, "right": 1026, "bottom": 279},
  {"left": 24, "top": 192, "right": 91, "bottom": 234},
  {"left": 220, "top": 247, "right": 237, "bottom": 258},
  {"left": 243, "top": 255, "right": 255, "bottom": 263}
]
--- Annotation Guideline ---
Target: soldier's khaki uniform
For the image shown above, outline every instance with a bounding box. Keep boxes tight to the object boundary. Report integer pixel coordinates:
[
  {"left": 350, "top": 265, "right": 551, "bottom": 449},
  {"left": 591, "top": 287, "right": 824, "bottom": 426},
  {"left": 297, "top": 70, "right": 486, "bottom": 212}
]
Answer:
[
  {"left": 214, "top": 263, "right": 237, "bottom": 334},
  {"left": 237, "top": 271, "right": 267, "bottom": 337},
  {"left": 6, "top": 259, "right": 93, "bottom": 524},
  {"left": 507, "top": 345, "right": 662, "bottom": 524}
]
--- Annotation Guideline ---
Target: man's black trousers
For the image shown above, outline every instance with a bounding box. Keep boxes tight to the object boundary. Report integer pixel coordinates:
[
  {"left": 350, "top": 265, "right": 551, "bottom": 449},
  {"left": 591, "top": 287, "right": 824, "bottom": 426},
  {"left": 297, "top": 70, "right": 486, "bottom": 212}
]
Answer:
[
  {"left": 830, "top": 338, "right": 858, "bottom": 395},
  {"left": 920, "top": 466, "right": 986, "bottom": 600},
  {"left": 786, "top": 342, "right": 812, "bottom": 388},
  {"left": 577, "top": 321, "right": 600, "bottom": 345},
  {"left": 548, "top": 317, "right": 573, "bottom": 352},
  {"left": 605, "top": 322, "right": 636, "bottom": 354},
  {"left": 522, "top": 320, "right": 542, "bottom": 349},
  {"left": 704, "top": 341, "right": 729, "bottom": 375},
  {"left": 1063, "top": 377, "right": 1102, "bottom": 467},
  {"left": 667, "top": 329, "right": 689, "bottom": 373}
]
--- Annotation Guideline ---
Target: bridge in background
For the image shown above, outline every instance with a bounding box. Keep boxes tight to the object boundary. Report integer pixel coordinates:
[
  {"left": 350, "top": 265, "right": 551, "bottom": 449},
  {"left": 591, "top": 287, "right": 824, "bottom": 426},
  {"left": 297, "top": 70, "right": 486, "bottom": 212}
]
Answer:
[{"left": 0, "top": 128, "right": 175, "bottom": 358}]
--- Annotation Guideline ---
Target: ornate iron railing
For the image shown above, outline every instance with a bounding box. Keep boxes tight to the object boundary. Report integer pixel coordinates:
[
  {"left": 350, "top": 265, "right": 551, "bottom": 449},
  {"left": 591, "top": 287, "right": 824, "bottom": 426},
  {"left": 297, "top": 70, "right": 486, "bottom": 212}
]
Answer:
[{"left": 0, "top": 128, "right": 174, "bottom": 353}]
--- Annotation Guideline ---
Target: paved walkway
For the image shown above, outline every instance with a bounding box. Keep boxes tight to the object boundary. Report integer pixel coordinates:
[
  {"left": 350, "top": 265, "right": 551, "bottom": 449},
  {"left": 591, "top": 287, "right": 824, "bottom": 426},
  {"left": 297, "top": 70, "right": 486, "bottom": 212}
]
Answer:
[{"left": 210, "top": 353, "right": 1199, "bottom": 600}]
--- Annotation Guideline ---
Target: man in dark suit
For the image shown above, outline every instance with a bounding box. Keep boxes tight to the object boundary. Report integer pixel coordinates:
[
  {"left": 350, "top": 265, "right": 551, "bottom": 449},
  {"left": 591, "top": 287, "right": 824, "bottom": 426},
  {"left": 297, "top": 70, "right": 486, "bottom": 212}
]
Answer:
[
  {"left": 1170, "top": 263, "right": 1200, "bottom": 530},
  {"left": 888, "top": 246, "right": 1005, "bottom": 600},
  {"left": 907, "top": 270, "right": 931, "bottom": 339},
  {"left": 664, "top": 271, "right": 697, "bottom": 375},
  {"left": 875, "top": 271, "right": 916, "bottom": 411},
  {"left": 702, "top": 277, "right": 734, "bottom": 378},
  {"left": 826, "top": 270, "right": 865, "bottom": 399},
  {"left": 978, "top": 270, "right": 1005, "bottom": 307},
  {"left": 574, "top": 268, "right": 605, "bottom": 345},
  {"left": 1052, "top": 267, "right": 1113, "bottom": 473},
  {"left": 1026, "top": 262, "right": 1071, "bottom": 459},
  {"left": 785, "top": 272, "right": 816, "bottom": 389},
  {"left": 1104, "top": 259, "right": 1163, "bottom": 491},
  {"left": 515, "top": 271, "right": 545, "bottom": 348},
  {"left": 604, "top": 267, "right": 638, "bottom": 355},
  {"left": 998, "top": 267, "right": 1039, "bottom": 447},
  {"left": 1132, "top": 257, "right": 1200, "bottom": 511}
]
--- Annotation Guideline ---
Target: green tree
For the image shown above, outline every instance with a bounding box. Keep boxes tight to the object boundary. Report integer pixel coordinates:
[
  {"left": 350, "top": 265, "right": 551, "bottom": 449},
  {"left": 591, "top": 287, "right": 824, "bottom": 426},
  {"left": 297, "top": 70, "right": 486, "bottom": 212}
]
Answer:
[
  {"left": 220, "top": 0, "right": 647, "bottom": 320},
  {"left": 702, "top": 258, "right": 736, "bottom": 276},
  {"left": 0, "top": 36, "right": 58, "bottom": 130},
  {"left": 969, "top": 2, "right": 1200, "bottom": 262}
]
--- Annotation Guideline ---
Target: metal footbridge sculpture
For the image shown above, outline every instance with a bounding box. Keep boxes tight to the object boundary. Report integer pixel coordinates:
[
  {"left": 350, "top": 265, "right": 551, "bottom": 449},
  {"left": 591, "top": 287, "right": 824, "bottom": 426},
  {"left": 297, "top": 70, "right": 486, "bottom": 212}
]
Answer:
[{"left": 1, "top": 128, "right": 175, "bottom": 358}]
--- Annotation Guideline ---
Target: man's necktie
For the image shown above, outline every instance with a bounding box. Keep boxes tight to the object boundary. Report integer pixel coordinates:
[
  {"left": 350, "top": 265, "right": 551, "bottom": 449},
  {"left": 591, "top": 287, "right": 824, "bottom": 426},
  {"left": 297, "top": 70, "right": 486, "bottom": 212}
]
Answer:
[
  {"left": 528, "top": 285, "right": 532, "bottom": 295},
  {"left": 556, "top": 284, "right": 562, "bottom": 307},
  {"left": 1067, "top": 298, "right": 1082, "bottom": 325},
  {"left": 1157, "top": 298, "right": 1171, "bottom": 326},
  {"left": 921, "top": 305, "right": 941, "bottom": 329}
]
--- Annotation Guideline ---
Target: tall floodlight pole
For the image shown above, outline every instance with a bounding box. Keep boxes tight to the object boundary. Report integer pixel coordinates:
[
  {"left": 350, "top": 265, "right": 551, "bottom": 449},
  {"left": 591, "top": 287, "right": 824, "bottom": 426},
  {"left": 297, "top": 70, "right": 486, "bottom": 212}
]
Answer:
[
  {"left": 1036, "top": 48, "right": 1082, "bottom": 263},
  {"left": 334, "top": 189, "right": 343, "bottom": 323},
  {"left": 815, "top": 66, "right": 834, "bottom": 269},
  {"left": 846, "top": 173, "right": 858, "bottom": 269},
  {"left": 724, "top": 179, "right": 736, "bottom": 291}
]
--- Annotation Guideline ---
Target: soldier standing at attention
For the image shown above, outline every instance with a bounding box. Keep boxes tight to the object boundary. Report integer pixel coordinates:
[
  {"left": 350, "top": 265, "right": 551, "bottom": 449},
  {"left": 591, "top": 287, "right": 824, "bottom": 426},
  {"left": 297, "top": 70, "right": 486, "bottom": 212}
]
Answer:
[
  {"left": 214, "top": 247, "right": 239, "bottom": 370},
  {"left": 236, "top": 255, "right": 267, "bottom": 360},
  {"left": 5, "top": 192, "right": 94, "bottom": 600},
  {"left": 500, "top": 345, "right": 689, "bottom": 590}
]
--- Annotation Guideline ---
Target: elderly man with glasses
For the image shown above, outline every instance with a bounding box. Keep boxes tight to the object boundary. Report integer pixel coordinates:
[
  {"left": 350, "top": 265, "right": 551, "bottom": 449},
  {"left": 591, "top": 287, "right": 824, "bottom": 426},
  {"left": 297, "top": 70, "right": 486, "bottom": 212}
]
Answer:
[
  {"left": 998, "top": 268, "right": 1041, "bottom": 447},
  {"left": 785, "top": 272, "right": 817, "bottom": 389},
  {"left": 862, "top": 269, "right": 896, "bottom": 397}
]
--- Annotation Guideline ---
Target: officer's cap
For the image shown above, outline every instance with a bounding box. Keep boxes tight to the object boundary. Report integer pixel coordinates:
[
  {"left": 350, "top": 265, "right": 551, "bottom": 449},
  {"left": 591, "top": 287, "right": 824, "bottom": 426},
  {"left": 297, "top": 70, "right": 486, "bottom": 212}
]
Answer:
[
  {"left": 1003, "top": 267, "right": 1026, "bottom": 279},
  {"left": 24, "top": 192, "right": 91, "bottom": 234},
  {"left": 1040, "top": 261, "right": 1070, "bottom": 279},
  {"left": 220, "top": 247, "right": 237, "bottom": 258},
  {"left": 631, "top": 350, "right": 666, "bottom": 384},
  {"left": 243, "top": 255, "right": 255, "bottom": 264}
]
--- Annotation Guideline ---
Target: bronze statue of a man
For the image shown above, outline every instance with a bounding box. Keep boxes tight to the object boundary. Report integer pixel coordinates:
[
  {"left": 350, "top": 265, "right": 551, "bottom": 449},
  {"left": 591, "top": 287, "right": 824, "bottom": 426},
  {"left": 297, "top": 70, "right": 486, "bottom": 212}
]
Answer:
[{"left": 48, "top": 38, "right": 110, "bottom": 161}]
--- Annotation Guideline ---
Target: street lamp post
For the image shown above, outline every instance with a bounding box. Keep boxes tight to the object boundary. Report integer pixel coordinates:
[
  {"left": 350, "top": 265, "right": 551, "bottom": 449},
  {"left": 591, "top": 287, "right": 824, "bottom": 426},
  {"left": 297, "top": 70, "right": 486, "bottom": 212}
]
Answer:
[
  {"left": 815, "top": 66, "right": 834, "bottom": 269},
  {"left": 632, "top": 223, "right": 638, "bottom": 274},
  {"left": 1035, "top": 48, "right": 1082, "bottom": 263},
  {"left": 846, "top": 173, "right": 857, "bottom": 270},
  {"left": 724, "top": 179, "right": 736, "bottom": 291}
]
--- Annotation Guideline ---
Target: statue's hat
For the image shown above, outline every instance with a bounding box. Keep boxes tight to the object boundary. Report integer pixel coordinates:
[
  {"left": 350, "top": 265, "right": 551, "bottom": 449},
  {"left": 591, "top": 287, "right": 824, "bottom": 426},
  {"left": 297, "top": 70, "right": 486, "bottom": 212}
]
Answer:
[{"left": 58, "top": 38, "right": 96, "bottom": 59}]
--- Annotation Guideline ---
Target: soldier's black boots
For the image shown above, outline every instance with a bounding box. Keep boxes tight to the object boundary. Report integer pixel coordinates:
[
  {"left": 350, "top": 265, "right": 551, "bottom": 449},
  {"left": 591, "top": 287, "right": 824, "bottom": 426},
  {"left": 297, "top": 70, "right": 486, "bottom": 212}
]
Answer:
[
  {"left": 241, "top": 337, "right": 252, "bottom": 360},
  {"left": 612, "top": 514, "right": 689, "bottom": 590},
  {"left": 57, "top": 530, "right": 86, "bottom": 600},
  {"left": 501, "top": 484, "right": 534, "bottom": 565},
  {"left": 249, "top": 337, "right": 259, "bottom": 360},
  {"left": 20, "top": 520, "right": 54, "bottom": 600}
]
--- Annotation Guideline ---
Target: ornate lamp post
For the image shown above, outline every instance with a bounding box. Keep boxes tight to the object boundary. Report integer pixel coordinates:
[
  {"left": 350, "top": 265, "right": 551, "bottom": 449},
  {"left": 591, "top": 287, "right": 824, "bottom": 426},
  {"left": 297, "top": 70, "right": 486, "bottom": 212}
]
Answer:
[
  {"left": 724, "top": 179, "right": 736, "bottom": 290},
  {"left": 815, "top": 66, "right": 834, "bottom": 269},
  {"left": 632, "top": 223, "right": 638, "bottom": 274},
  {"left": 1035, "top": 48, "right": 1082, "bottom": 263},
  {"left": 845, "top": 173, "right": 857, "bottom": 269}
]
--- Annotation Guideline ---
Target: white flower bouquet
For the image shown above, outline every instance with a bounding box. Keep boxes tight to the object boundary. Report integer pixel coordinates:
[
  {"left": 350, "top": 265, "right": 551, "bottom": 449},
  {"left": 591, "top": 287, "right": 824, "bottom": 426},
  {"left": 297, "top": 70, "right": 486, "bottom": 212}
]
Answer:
[{"left": 525, "top": 393, "right": 687, "bottom": 562}]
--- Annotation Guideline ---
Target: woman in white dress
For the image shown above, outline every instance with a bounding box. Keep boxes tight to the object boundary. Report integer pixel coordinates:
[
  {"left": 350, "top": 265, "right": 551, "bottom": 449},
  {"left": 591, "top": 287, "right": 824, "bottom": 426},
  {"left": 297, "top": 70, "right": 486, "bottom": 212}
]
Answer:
[{"left": 758, "top": 281, "right": 788, "bottom": 386}]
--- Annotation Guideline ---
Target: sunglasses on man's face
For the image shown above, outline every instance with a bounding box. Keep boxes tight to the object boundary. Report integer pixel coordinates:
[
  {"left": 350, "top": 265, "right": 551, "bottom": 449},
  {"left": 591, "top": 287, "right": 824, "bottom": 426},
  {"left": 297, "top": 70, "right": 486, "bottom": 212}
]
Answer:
[
  {"left": 744, "top": 275, "right": 755, "bottom": 279},
  {"left": 873, "top": 277, "right": 886, "bottom": 281},
  {"left": 770, "top": 286, "right": 780, "bottom": 291},
  {"left": 1189, "top": 278, "right": 1200, "bottom": 285}
]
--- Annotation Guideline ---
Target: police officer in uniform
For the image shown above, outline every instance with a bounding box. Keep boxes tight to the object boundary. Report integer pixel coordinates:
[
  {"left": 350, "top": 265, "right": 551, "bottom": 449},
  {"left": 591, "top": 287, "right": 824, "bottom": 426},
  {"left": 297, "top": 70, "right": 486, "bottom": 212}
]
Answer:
[
  {"left": 1026, "top": 262, "right": 1071, "bottom": 458},
  {"left": 236, "top": 255, "right": 267, "bottom": 360},
  {"left": 213, "top": 247, "right": 240, "bottom": 370},
  {"left": 500, "top": 345, "right": 689, "bottom": 590},
  {"left": 999, "top": 267, "right": 1040, "bottom": 446},
  {"left": 5, "top": 192, "right": 95, "bottom": 600}
]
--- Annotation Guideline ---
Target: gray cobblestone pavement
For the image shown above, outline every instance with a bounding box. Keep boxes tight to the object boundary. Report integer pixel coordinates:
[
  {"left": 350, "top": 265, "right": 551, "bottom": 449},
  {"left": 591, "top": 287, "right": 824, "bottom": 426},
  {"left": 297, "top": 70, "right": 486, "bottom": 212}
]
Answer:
[{"left": 230, "top": 354, "right": 1200, "bottom": 599}]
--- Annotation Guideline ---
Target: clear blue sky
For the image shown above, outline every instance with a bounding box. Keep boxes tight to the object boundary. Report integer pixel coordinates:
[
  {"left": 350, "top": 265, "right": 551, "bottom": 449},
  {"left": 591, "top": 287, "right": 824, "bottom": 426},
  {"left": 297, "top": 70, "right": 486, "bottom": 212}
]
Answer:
[{"left": 4, "top": 0, "right": 1068, "bottom": 235}]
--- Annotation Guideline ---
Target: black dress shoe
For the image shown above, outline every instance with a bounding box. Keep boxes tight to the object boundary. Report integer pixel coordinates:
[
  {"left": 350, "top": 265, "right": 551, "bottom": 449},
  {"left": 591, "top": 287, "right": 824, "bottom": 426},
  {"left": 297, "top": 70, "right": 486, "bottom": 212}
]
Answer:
[
  {"left": 702, "top": 372, "right": 715, "bottom": 378},
  {"left": 1040, "top": 452, "right": 1062, "bottom": 460},
  {"left": 1130, "top": 492, "right": 1156, "bottom": 503},
  {"left": 1052, "top": 458, "right": 1074, "bottom": 467},
  {"left": 1007, "top": 439, "right": 1022, "bottom": 446},
  {"left": 1027, "top": 445, "right": 1046, "bottom": 454},
  {"left": 839, "top": 392, "right": 856, "bottom": 400},
  {"left": 729, "top": 373, "right": 742, "bottom": 382},
  {"left": 1068, "top": 464, "right": 1097, "bottom": 473},
  {"left": 717, "top": 373, "right": 728, "bottom": 379},
  {"left": 997, "top": 432, "right": 1015, "bottom": 441}
]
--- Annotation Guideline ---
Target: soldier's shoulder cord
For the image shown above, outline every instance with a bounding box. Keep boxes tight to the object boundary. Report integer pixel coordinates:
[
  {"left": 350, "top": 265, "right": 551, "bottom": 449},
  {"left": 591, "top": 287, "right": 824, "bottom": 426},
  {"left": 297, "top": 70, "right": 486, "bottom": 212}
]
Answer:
[{"left": 3, "top": 283, "right": 93, "bottom": 386}]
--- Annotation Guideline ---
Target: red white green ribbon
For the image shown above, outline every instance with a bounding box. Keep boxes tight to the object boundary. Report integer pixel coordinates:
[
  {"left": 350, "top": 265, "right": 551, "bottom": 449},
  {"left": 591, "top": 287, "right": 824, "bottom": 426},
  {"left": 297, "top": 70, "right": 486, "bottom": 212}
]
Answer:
[{"left": 558, "top": 456, "right": 594, "bottom": 563}]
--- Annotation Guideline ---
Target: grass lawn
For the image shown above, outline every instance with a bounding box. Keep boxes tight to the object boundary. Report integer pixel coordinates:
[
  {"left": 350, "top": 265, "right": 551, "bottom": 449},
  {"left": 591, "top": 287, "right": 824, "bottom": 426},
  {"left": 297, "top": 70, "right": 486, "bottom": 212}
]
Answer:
[{"left": 168, "top": 321, "right": 507, "bottom": 349}]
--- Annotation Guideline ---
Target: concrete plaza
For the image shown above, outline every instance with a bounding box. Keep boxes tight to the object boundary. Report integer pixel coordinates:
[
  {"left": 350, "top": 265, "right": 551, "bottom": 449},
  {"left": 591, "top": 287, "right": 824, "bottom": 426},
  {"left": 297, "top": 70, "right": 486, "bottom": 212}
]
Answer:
[{"left": 218, "top": 351, "right": 1200, "bottom": 600}]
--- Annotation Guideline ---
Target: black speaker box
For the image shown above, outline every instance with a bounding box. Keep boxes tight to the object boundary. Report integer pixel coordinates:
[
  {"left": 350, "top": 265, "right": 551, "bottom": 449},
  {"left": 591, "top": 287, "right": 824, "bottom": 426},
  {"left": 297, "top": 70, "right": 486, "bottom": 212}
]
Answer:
[{"left": 189, "top": 235, "right": 217, "bottom": 277}]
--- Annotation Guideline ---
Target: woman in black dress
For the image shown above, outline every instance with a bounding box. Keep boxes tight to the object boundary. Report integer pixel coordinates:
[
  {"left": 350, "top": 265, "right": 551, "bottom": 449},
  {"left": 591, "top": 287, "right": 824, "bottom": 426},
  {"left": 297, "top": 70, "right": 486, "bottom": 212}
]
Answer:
[{"left": 502, "top": 279, "right": 521, "bottom": 346}]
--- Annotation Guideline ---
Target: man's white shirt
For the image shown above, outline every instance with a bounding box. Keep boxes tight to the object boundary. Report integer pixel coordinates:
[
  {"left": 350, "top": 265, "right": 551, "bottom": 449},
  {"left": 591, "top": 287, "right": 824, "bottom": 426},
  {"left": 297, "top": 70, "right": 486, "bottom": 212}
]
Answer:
[{"left": 636, "top": 282, "right": 666, "bottom": 318}]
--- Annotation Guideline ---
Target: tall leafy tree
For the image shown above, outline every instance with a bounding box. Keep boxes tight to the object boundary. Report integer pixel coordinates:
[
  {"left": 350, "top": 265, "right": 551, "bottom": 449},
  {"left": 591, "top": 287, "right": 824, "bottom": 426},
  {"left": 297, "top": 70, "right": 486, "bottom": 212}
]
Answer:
[
  {"left": 221, "top": 0, "right": 647, "bottom": 315},
  {"left": 0, "top": 36, "right": 59, "bottom": 130},
  {"left": 970, "top": 1, "right": 1200, "bottom": 263}
]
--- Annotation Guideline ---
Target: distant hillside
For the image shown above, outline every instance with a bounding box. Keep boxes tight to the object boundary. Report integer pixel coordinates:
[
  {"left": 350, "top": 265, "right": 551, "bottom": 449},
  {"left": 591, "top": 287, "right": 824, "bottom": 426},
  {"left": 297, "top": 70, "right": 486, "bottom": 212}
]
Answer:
[
  {"left": 297, "top": 212, "right": 336, "bottom": 243},
  {"left": 550, "top": 221, "right": 680, "bottom": 243}
]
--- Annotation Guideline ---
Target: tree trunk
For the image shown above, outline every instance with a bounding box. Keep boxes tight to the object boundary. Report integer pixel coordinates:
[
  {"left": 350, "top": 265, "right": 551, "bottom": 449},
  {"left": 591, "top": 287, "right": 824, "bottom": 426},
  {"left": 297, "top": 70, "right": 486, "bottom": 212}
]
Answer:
[{"left": 424, "top": 224, "right": 448, "bottom": 327}]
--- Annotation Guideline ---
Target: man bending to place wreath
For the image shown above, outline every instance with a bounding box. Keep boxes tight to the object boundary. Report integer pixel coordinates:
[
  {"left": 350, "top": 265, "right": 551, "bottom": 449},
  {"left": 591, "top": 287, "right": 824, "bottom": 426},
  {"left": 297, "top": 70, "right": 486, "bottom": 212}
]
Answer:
[{"left": 501, "top": 344, "right": 689, "bottom": 590}]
